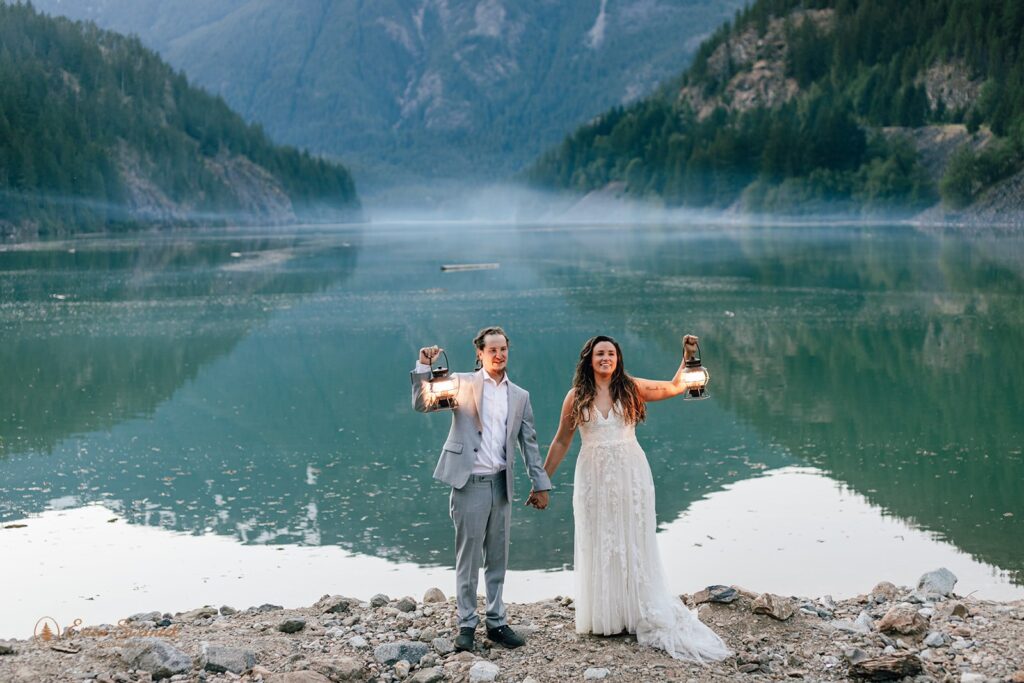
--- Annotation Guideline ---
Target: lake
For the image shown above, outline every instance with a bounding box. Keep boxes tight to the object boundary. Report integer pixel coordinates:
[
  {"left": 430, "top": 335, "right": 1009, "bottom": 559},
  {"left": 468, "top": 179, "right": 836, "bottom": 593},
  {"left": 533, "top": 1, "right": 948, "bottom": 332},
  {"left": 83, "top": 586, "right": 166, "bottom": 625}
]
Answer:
[{"left": 2, "top": 221, "right": 1022, "bottom": 639}]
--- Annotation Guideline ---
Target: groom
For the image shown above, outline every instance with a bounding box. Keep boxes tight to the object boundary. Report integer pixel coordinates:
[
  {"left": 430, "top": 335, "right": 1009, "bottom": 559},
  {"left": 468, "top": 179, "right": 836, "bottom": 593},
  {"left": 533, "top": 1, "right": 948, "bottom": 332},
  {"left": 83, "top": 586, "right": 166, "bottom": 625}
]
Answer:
[{"left": 411, "top": 326, "right": 551, "bottom": 652}]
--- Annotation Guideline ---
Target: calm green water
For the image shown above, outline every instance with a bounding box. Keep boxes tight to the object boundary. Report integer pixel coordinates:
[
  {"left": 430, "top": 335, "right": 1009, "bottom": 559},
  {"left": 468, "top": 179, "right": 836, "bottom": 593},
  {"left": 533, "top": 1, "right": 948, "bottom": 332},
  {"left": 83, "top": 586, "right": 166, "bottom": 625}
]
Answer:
[{"left": 1, "top": 223, "right": 1023, "bottom": 629}]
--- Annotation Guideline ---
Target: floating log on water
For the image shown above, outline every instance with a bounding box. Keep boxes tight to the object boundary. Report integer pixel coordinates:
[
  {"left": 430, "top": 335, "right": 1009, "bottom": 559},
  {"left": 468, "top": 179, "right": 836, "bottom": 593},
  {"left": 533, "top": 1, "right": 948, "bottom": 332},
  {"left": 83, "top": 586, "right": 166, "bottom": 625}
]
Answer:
[{"left": 440, "top": 263, "right": 499, "bottom": 272}]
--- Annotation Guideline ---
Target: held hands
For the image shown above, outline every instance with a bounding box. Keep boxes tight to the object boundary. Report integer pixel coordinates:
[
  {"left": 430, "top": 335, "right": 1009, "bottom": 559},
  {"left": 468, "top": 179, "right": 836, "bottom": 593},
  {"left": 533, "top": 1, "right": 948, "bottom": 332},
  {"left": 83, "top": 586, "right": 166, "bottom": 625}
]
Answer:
[
  {"left": 419, "top": 345, "right": 443, "bottom": 365},
  {"left": 682, "top": 334, "right": 699, "bottom": 360},
  {"left": 525, "top": 490, "right": 549, "bottom": 510}
]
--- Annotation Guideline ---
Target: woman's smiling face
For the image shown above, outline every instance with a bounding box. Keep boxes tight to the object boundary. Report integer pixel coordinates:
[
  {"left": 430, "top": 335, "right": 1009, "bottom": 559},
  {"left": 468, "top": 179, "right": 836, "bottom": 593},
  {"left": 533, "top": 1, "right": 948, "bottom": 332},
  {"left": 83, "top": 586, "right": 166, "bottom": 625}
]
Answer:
[{"left": 591, "top": 340, "right": 618, "bottom": 377}]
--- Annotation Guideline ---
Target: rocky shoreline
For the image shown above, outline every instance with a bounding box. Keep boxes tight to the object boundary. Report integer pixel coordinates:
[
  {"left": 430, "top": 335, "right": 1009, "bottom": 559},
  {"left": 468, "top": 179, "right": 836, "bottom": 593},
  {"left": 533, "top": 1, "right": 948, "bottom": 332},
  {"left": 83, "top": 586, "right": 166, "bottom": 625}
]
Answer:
[{"left": 2, "top": 569, "right": 1022, "bottom": 683}]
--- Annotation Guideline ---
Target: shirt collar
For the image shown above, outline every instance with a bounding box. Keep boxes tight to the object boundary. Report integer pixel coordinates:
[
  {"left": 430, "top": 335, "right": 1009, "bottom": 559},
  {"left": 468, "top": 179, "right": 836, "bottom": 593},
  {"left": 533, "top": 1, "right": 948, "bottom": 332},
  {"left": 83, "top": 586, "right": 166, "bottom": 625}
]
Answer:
[{"left": 478, "top": 368, "right": 509, "bottom": 387}]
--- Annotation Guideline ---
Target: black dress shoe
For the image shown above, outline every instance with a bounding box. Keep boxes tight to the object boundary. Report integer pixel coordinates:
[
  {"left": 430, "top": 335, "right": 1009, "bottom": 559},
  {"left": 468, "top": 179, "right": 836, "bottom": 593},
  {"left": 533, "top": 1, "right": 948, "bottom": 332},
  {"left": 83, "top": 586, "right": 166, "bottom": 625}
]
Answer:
[
  {"left": 454, "top": 626, "right": 475, "bottom": 651},
  {"left": 486, "top": 624, "right": 526, "bottom": 649}
]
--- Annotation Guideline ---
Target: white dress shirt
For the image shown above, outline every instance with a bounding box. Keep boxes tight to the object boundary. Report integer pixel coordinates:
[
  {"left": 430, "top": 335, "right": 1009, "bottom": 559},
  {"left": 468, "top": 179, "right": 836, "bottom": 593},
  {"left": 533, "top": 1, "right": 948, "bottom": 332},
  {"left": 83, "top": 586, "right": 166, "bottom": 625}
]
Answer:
[
  {"left": 474, "top": 368, "right": 509, "bottom": 475},
  {"left": 412, "top": 363, "right": 510, "bottom": 475}
]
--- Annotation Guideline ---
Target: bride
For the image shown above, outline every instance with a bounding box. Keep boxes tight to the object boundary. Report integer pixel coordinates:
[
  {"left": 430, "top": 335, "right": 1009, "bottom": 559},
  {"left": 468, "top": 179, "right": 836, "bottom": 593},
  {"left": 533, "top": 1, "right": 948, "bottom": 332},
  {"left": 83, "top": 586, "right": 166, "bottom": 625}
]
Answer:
[{"left": 533, "top": 334, "right": 731, "bottom": 662}]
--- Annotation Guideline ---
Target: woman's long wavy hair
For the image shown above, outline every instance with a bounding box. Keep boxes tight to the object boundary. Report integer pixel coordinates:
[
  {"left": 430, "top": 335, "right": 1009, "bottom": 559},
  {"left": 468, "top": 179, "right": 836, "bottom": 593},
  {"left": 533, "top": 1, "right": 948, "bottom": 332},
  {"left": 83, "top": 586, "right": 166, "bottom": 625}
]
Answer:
[{"left": 570, "top": 335, "right": 646, "bottom": 428}]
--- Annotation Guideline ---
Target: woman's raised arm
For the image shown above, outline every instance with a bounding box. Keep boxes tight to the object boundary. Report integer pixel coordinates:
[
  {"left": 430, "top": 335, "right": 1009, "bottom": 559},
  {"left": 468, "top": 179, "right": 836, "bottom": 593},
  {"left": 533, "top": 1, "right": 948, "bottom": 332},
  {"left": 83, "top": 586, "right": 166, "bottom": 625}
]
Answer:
[{"left": 634, "top": 335, "right": 699, "bottom": 403}]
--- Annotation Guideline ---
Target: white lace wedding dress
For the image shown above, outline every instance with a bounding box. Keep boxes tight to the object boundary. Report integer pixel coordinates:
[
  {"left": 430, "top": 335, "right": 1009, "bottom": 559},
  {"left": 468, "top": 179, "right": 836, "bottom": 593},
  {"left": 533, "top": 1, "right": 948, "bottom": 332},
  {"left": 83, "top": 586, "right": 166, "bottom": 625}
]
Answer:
[{"left": 572, "top": 402, "right": 732, "bottom": 662}]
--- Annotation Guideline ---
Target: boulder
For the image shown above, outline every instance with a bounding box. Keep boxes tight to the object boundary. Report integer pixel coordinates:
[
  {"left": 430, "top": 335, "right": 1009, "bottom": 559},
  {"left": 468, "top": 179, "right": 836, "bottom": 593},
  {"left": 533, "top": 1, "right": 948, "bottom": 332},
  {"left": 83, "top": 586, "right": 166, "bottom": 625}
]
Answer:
[
  {"left": 876, "top": 606, "right": 928, "bottom": 635},
  {"left": 584, "top": 668, "right": 611, "bottom": 680},
  {"left": 316, "top": 595, "right": 354, "bottom": 614},
  {"left": 431, "top": 637, "right": 455, "bottom": 655},
  {"left": 468, "top": 661, "right": 499, "bottom": 683},
  {"left": 121, "top": 638, "right": 192, "bottom": 680},
  {"left": 692, "top": 585, "right": 738, "bottom": 604},
  {"left": 849, "top": 653, "right": 922, "bottom": 680},
  {"left": 369, "top": 593, "right": 390, "bottom": 608},
  {"left": 201, "top": 643, "right": 256, "bottom": 674},
  {"left": 410, "top": 668, "right": 444, "bottom": 683},
  {"left": 916, "top": 568, "right": 957, "bottom": 597},
  {"left": 278, "top": 618, "right": 307, "bottom": 634},
  {"left": 870, "top": 582, "right": 899, "bottom": 601},
  {"left": 311, "top": 656, "right": 364, "bottom": 681},
  {"left": 395, "top": 596, "right": 417, "bottom": 613},
  {"left": 374, "top": 641, "right": 429, "bottom": 665},
  {"left": 751, "top": 593, "right": 794, "bottom": 621},
  {"left": 177, "top": 605, "right": 218, "bottom": 621},
  {"left": 422, "top": 588, "right": 446, "bottom": 604},
  {"left": 394, "top": 660, "right": 411, "bottom": 679}
]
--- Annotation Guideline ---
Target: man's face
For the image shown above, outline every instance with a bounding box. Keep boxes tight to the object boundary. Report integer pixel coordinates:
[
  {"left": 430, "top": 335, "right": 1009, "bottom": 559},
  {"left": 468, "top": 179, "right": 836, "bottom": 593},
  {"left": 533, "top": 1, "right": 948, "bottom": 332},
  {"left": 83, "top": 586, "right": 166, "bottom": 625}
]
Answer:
[{"left": 477, "top": 333, "right": 508, "bottom": 376}]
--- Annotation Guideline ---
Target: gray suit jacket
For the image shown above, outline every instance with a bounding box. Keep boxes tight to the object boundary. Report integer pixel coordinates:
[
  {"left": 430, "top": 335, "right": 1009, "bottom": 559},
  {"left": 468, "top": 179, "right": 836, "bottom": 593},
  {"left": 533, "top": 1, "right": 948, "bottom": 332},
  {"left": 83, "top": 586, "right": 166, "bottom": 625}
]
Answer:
[{"left": 411, "top": 368, "right": 552, "bottom": 500}]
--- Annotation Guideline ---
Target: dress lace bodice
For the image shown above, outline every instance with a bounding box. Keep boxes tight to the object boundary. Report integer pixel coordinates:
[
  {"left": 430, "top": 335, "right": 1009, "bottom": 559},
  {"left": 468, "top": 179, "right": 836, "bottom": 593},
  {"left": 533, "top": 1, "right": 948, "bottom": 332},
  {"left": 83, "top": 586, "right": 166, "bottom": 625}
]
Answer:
[{"left": 578, "top": 402, "right": 636, "bottom": 445}]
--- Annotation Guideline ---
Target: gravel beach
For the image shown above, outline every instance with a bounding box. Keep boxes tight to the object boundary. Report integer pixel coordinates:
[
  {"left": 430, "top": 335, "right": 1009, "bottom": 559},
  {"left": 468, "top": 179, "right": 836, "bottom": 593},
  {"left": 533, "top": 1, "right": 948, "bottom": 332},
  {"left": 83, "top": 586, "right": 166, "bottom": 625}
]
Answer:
[{"left": 2, "top": 570, "right": 1022, "bottom": 683}]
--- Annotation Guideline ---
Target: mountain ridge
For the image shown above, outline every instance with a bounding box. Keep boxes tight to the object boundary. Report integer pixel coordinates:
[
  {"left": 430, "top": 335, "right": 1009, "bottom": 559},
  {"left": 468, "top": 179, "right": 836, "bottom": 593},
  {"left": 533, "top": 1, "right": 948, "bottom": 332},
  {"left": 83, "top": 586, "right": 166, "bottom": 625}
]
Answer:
[
  {"left": 526, "top": 0, "right": 1024, "bottom": 222},
  {"left": 34, "top": 0, "right": 749, "bottom": 192},
  {"left": 0, "top": 2, "right": 360, "bottom": 241}
]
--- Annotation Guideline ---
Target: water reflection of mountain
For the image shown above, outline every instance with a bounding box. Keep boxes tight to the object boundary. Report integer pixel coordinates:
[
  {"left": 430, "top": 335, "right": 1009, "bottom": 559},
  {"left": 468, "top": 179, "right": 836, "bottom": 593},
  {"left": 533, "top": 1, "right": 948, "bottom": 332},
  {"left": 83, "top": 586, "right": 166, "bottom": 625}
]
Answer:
[
  {"left": 528, "top": 225, "right": 1024, "bottom": 584},
  {"left": 5, "top": 225, "right": 1020, "bottom": 581},
  {"left": 0, "top": 233, "right": 360, "bottom": 463},
  {"left": 0, "top": 227, "right": 789, "bottom": 571}
]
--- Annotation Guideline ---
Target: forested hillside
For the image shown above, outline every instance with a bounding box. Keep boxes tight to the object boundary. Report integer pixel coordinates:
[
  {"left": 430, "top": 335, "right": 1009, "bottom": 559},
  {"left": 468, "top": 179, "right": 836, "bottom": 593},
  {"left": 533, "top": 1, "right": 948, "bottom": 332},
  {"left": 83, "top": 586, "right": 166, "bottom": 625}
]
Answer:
[
  {"left": 528, "top": 0, "right": 1024, "bottom": 216},
  {"left": 0, "top": 2, "right": 359, "bottom": 239},
  {"left": 34, "top": 0, "right": 748, "bottom": 191}
]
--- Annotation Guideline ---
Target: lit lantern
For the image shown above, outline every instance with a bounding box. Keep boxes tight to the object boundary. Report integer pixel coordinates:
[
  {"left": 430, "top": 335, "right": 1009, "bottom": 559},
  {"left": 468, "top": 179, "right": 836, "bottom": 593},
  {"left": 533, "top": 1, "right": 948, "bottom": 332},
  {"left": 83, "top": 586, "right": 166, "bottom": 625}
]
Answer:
[
  {"left": 681, "top": 343, "right": 710, "bottom": 400},
  {"left": 426, "top": 350, "right": 459, "bottom": 410}
]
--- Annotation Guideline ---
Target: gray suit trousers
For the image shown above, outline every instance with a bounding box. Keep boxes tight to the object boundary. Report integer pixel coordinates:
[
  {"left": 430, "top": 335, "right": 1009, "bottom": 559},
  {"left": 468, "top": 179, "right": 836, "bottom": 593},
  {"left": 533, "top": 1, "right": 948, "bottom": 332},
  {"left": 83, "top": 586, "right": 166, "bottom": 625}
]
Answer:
[{"left": 450, "top": 472, "right": 510, "bottom": 630}]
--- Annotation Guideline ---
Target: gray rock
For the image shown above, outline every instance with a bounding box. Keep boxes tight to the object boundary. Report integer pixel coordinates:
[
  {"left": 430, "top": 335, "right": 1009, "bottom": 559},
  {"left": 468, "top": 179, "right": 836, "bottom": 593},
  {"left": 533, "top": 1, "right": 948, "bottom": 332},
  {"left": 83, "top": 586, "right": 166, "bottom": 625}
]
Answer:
[
  {"left": 127, "top": 611, "right": 163, "bottom": 623},
  {"left": 347, "top": 635, "right": 369, "bottom": 648},
  {"left": 951, "top": 638, "right": 973, "bottom": 650},
  {"left": 278, "top": 618, "right": 307, "bottom": 634},
  {"left": 177, "top": 605, "right": 218, "bottom": 621},
  {"left": 410, "top": 668, "right": 445, "bottom": 683},
  {"left": 469, "top": 660, "right": 500, "bottom": 683},
  {"left": 854, "top": 611, "right": 874, "bottom": 631},
  {"left": 317, "top": 595, "right": 354, "bottom": 614},
  {"left": 396, "top": 597, "right": 417, "bottom": 613},
  {"left": 917, "top": 568, "right": 957, "bottom": 597},
  {"left": 394, "top": 660, "right": 411, "bottom": 679},
  {"left": 0, "top": 643, "right": 16, "bottom": 656},
  {"left": 219, "top": 605, "right": 238, "bottom": 616},
  {"left": 370, "top": 593, "right": 390, "bottom": 608},
  {"left": 256, "top": 603, "right": 284, "bottom": 613},
  {"left": 843, "top": 648, "right": 869, "bottom": 665},
  {"left": 831, "top": 611, "right": 873, "bottom": 635},
  {"left": 693, "top": 585, "right": 738, "bottom": 604},
  {"left": 201, "top": 643, "right": 256, "bottom": 674},
  {"left": 959, "top": 674, "right": 986, "bottom": 683},
  {"left": 374, "top": 641, "right": 429, "bottom": 665},
  {"left": 583, "top": 668, "right": 610, "bottom": 680},
  {"left": 923, "top": 631, "right": 945, "bottom": 648},
  {"left": 422, "top": 588, "right": 446, "bottom": 604},
  {"left": 122, "top": 638, "right": 192, "bottom": 680},
  {"left": 431, "top": 637, "right": 455, "bottom": 655},
  {"left": 419, "top": 627, "right": 438, "bottom": 642}
]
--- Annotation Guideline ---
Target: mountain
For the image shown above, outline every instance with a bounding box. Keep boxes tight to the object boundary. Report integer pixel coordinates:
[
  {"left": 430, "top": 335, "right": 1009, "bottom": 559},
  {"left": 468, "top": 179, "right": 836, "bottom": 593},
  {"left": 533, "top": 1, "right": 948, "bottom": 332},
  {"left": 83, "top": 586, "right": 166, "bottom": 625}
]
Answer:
[
  {"left": 32, "top": 0, "right": 748, "bottom": 192},
  {"left": 527, "top": 0, "right": 1024, "bottom": 219},
  {"left": 0, "top": 2, "right": 360, "bottom": 241}
]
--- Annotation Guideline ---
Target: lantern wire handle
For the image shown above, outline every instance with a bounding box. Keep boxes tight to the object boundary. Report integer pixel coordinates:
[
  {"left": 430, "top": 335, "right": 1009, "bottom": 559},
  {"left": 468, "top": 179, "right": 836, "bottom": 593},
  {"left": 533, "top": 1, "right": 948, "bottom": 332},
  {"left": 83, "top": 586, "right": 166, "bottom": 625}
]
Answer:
[{"left": 430, "top": 349, "right": 451, "bottom": 373}]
